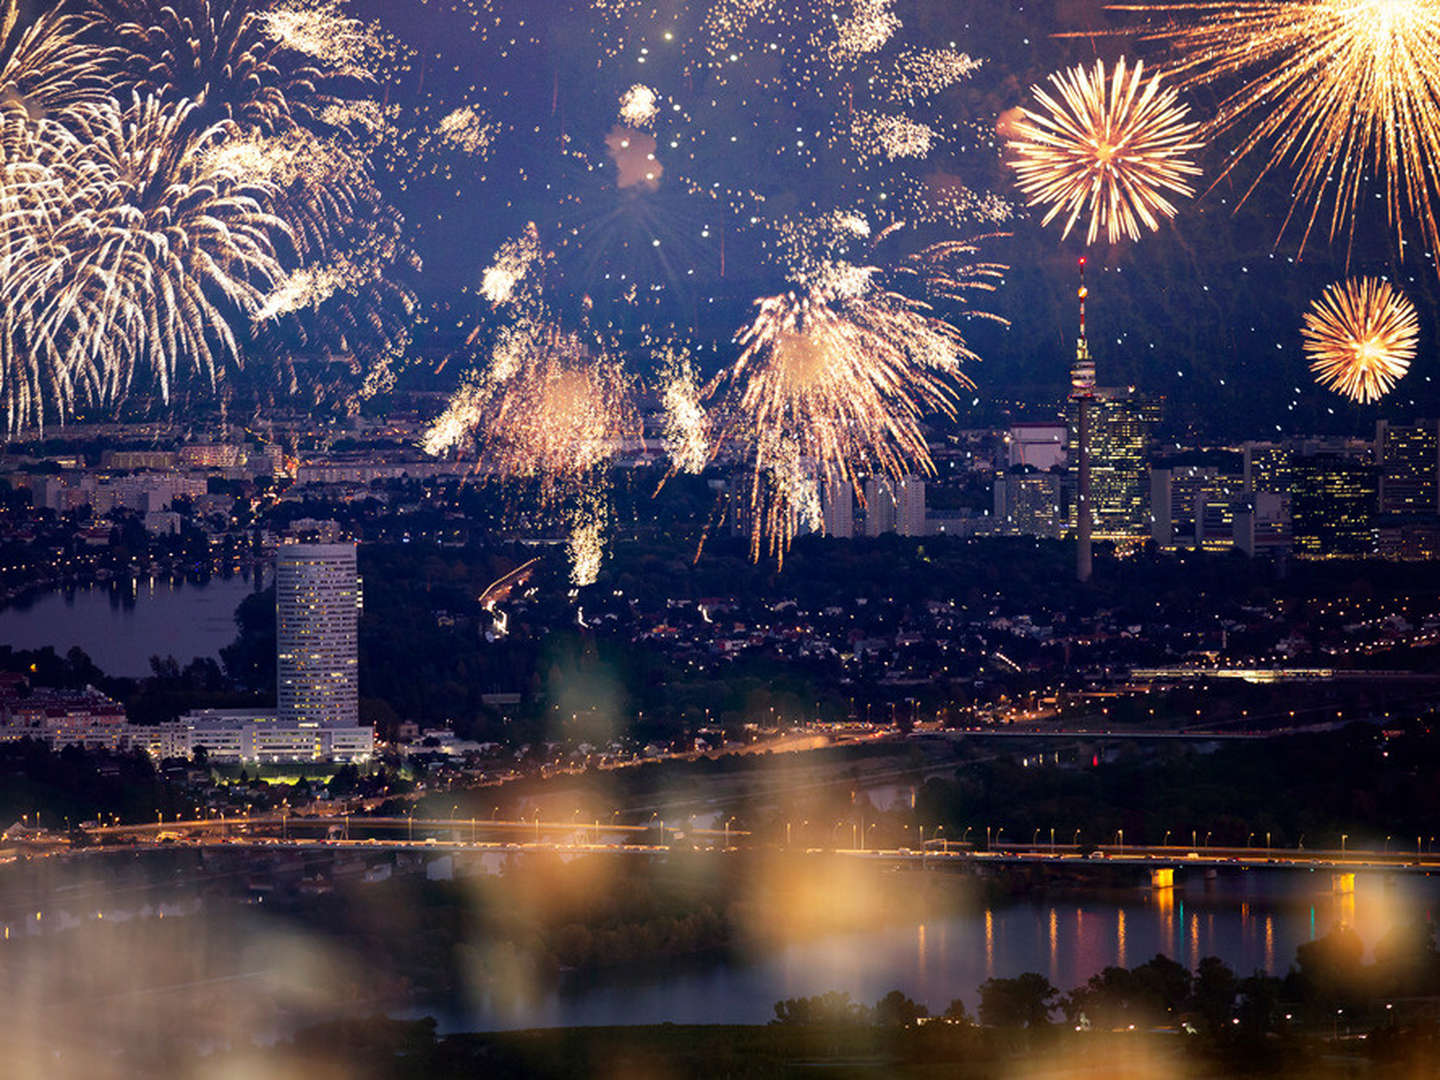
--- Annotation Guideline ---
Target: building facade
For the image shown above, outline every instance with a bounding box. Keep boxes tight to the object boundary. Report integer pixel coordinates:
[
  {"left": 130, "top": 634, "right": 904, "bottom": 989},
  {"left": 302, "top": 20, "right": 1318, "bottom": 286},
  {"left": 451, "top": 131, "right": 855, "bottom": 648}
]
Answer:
[
  {"left": 1292, "top": 455, "right": 1379, "bottom": 557},
  {"left": 1067, "top": 388, "right": 1161, "bottom": 539},
  {"left": 277, "top": 542, "right": 362, "bottom": 729}
]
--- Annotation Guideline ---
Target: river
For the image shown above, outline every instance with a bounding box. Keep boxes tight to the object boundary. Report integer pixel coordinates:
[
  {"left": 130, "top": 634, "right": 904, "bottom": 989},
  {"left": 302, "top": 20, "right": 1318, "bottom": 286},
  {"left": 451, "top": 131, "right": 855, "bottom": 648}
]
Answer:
[
  {"left": 2, "top": 853, "right": 1434, "bottom": 1041},
  {"left": 445, "top": 868, "right": 1437, "bottom": 1030},
  {"left": 0, "top": 574, "right": 260, "bottom": 677}
]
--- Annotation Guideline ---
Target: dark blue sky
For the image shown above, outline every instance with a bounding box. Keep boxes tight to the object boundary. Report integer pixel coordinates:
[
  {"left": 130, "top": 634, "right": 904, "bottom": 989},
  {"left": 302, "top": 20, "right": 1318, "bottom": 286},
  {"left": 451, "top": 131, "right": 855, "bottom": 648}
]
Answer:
[{"left": 365, "top": 0, "right": 1440, "bottom": 439}]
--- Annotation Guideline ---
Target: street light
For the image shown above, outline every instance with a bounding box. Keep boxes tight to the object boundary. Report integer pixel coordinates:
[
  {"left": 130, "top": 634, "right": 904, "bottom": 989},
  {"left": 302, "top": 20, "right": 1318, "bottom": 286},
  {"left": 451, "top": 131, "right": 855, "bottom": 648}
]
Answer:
[{"left": 1341, "top": 833, "right": 1348, "bottom": 853}]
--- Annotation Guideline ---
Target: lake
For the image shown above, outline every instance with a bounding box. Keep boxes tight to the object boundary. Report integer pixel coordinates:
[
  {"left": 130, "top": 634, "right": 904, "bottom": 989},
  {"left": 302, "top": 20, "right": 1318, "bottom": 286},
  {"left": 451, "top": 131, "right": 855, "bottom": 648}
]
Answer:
[{"left": 0, "top": 574, "right": 261, "bottom": 677}]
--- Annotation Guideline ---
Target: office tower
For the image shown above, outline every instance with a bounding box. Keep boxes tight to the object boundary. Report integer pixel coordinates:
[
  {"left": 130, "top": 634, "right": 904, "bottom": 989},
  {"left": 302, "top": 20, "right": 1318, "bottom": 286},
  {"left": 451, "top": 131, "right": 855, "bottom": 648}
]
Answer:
[
  {"left": 278, "top": 542, "right": 361, "bottom": 728},
  {"left": 1194, "top": 475, "right": 1245, "bottom": 551},
  {"left": 896, "top": 477, "right": 927, "bottom": 537},
  {"left": 863, "top": 476, "right": 897, "bottom": 536},
  {"left": 1242, "top": 441, "right": 1295, "bottom": 495},
  {"left": 1008, "top": 423, "right": 1068, "bottom": 471},
  {"left": 1292, "top": 455, "right": 1378, "bottom": 557},
  {"left": 994, "top": 469, "right": 1063, "bottom": 538},
  {"left": 1234, "top": 492, "right": 1292, "bottom": 557},
  {"left": 1376, "top": 419, "right": 1439, "bottom": 515},
  {"left": 1150, "top": 465, "right": 1214, "bottom": 549},
  {"left": 822, "top": 478, "right": 855, "bottom": 539},
  {"left": 1067, "top": 387, "right": 1162, "bottom": 540}
]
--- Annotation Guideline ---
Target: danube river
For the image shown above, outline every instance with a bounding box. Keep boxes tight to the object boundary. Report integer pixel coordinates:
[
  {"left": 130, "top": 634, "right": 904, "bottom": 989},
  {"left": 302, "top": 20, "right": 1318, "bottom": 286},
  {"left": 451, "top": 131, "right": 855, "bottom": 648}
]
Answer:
[
  {"left": 460, "top": 869, "right": 1433, "bottom": 1029},
  {"left": 1, "top": 853, "right": 1434, "bottom": 1044},
  {"left": 0, "top": 574, "right": 259, "bottom": 677}
]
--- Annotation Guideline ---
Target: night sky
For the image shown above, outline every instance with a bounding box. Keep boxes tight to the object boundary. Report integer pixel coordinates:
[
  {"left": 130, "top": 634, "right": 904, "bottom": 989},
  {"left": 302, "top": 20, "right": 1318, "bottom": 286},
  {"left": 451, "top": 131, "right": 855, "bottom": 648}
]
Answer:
[{"left": 355, "top": 0, "right": 1440, "bottom": 438}]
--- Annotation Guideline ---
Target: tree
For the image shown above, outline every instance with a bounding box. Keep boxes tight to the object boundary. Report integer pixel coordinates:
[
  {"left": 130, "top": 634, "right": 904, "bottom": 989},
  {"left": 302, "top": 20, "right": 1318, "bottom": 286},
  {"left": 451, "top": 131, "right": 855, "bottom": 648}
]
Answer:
[
  {"left": 1192, "top": 956, "right": 1238, "bottom": 1034},
  {"left": 1133, "top": 953, "right": 1192, "bottom": 1017},
  {"left": 874, "top": 989, "right": 928, "bottom": 1028},
  {"left": 1293, "top": 925, "right": 1366, "bottom": 1008},
  {"left": 978, "top": 973, "right": 1058, "bottom": 1028},
  {"left": 772, "top": 991, "right": 870, "bottom": 1026},
  {"left": 942, "top": 998, "right": 972, "bottom": 1024}
]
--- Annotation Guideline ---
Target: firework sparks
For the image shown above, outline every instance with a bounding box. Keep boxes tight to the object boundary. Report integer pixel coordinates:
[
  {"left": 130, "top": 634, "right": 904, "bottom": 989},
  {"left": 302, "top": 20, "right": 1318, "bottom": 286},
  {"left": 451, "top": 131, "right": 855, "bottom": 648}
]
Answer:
[
  {"left": 428, "top": 105, "right": 499, "bottom": 157},
  {"left": 618, "top": 84, "right": 660, "bottom": 128},
  {"left": 712, "top": 268, "right": 988, "bottom": 563},
  {"left": 1113, "top": 0, "right": 1440, "bottom": 257},
  {"left": 1302, "top": 277, "right": 1418, "bottom": 404},
  {"left": 852, "top": 111, "right": 940, "bottom": 160},
  {"left": 1006, "top": 57, "right": 1202, "bottom": 245},
  {"left": 259, "top": 0, "right": 387, "bottom": 80},
  {"left": 0, "top": 97, "right": 287, "bottom": 430},
  {"left": 567, "top": 497, "right": 608, "bottom": 587},
  {"left": 656, "top": 347, "right": 709, "bottom": 474},
  {"left": 480, "top": 223, "right": 544, "bottom": 308}
]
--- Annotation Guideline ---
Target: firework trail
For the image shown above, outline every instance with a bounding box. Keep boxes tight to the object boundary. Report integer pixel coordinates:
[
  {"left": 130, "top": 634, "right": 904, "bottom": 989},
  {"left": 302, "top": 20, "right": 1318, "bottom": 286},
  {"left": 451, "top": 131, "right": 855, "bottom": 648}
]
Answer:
[{"left": 1111, "top": 0, "right": 1440, "bottom": 260}]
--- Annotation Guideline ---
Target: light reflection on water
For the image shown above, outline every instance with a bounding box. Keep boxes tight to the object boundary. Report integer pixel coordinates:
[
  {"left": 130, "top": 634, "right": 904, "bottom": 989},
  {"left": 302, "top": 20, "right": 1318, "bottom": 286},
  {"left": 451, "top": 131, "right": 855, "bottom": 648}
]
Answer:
[{"left": 463, "top": 870, "right": 1440, "bottom": 1030}]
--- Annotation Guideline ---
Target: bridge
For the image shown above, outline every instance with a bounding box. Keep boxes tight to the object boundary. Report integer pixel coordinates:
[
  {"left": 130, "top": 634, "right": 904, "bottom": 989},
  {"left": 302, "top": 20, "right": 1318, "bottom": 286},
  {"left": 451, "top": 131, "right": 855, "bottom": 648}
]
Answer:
[{"left": 58, "top": 817, "right": 1440, "bottom": 885}]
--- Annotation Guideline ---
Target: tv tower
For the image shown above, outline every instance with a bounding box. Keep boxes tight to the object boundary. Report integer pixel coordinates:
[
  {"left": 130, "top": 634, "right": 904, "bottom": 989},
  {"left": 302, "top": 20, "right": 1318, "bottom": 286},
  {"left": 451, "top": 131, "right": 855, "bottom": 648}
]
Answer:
[{"left": 1071, "top": 256, "right": 1096, "bottom": 582}]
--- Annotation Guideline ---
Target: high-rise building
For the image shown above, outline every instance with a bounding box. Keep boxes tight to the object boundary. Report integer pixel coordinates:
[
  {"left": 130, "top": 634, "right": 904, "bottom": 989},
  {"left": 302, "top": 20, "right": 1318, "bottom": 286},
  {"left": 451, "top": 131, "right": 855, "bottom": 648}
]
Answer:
[
  {"left": 1148, "top": 465, "right": 1243, "bottom": 550},
  {"left": 277, "top": 542, "right": 362, "bottom": 728},
  {"left": 1292, "top": 455, "right": 1378, "bottom": 558},
  {"left": 1067, "top": 387, "right": 1162, "bottom": 539},
  {"left": 994, "top": 469, "right": 1063, "bottom": 538},
  {"left": 1242, "top": 441, "right": 1295, "bottom": 495},
  {"left": 1234, "top": 492, "right": 1292, "bottom": 557},
  {"left": 1194, "top": 476, "right": 1245, "bottom": 551},
  {"left": 822, "top": 479, "right": 855, "bottom": 539},
  {"left": 896, "top": 477, "right": 927, "bottom": 537},
  {"left": 863, "top": 476, "right": 897, "bottom": 536},
  {"left": 1376, "top": 419, "right": 1439, "bottom": 515}
]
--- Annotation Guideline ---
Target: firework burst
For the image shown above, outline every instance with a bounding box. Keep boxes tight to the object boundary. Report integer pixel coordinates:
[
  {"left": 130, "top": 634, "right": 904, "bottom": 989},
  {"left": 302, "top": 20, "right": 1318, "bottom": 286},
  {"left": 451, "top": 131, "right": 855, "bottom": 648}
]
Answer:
[
  {"left": 1006, "top": 57, "right": 1202, "bottom": 245},
  {"left": 1302, "top": 277, "right": 1418, "bottom": 404},
  {"left": 709, "top": 236, "right": 1004, "bottom": 563},
  {"left": 0, "top": 97, "right": 287, "bottom": 430},
  {"left": 1113, "top": 0, "right": 1440, "bottom": 257}
]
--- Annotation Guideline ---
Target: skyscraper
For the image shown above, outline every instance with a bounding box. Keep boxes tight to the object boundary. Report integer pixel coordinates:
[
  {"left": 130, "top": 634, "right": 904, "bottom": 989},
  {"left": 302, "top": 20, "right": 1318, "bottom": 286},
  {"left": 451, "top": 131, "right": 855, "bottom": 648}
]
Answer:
[
  {"left": 896, "top": 477, "right": 927, "bottom": 537},
  {"left": 1292, "top": 456, "right": 1378, "bottom": 558},
  {"left": 1242, "top": 441, "right": 1295, "bottom": 496},
  {"left": 1070, "top": 257, "right": 1095, "bottom": 581},
  {"left": 822, "top": 478, "right": 855, "bottom": 539},
  {"left": 995, "top": 469, "right": 1063, "bottom": 538},
  {"left": 1376, "top": 419, "right": 1439, "bottom": 515},
  {"left": 278, "top": 542, "right": 362, "bottom": 728},
  {"left": 863, "top": 476, "right": 897, "bottom": 537},
  {"left": 1067, "top": 387, "right": 1162, "bottom": 540}
]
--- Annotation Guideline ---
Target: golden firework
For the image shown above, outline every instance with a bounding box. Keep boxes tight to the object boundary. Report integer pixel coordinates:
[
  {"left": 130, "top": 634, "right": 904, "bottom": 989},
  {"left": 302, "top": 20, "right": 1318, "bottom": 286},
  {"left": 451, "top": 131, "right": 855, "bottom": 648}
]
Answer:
[
  {"left": 712, "top": 258, "right": 996, "bottom": 564},
  {"left": 1115, "top": 0, "right": 1440, "bottom": 256},
  {"left": 1006, "top": 57, "right": 1202, "bottom": 245},
  {"left": 1302, "top": 277, "right": 1418, "bottom": 404}
]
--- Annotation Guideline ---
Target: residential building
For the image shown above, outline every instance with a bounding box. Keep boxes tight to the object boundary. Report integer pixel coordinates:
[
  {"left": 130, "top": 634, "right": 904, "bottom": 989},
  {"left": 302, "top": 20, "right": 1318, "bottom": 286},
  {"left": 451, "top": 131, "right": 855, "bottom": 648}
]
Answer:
[{"left": 277, "top": 542, "right": 361, "bottom": 729}]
